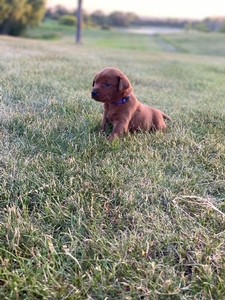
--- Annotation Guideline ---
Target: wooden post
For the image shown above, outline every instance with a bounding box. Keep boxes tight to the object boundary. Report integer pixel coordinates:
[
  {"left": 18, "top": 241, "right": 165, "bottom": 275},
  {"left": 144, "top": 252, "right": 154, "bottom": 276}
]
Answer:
[{"left": 76, "top": 0, "right": 82, "bottom": 44}]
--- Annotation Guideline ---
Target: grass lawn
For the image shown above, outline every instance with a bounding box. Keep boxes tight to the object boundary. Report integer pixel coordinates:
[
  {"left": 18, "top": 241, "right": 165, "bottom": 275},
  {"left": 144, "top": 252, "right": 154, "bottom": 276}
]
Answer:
[{"left": 0, "top": 26, "right": 225, "bottom": 299}]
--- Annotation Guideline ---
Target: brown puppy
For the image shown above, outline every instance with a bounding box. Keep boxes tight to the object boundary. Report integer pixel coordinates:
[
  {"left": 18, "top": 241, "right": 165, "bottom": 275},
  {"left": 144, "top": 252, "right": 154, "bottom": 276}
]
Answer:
[{"left": 91, "top": 67, "right": 171, "bottom": 140}]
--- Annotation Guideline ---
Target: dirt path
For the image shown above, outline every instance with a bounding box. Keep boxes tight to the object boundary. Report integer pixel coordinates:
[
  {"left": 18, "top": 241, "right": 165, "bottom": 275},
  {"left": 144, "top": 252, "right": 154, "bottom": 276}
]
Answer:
[{"left": 154, "top": 36, "right": 177, "bottom": 52}]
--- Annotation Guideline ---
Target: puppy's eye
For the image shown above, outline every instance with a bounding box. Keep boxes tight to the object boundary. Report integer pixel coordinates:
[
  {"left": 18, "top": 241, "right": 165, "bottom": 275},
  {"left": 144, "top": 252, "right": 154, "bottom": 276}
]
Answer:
[{"left": 104, "top": 82, "right": 110, "bottom": 87}]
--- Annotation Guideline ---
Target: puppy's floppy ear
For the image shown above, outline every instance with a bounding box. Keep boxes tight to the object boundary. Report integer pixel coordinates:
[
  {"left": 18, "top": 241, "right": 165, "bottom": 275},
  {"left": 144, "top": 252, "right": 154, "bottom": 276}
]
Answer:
[
  {"left": 92, "top": 74, "right": 98, "bottom": 87},
  {"left": 118, "top": 75, "right": 130, "bottom": 91}
]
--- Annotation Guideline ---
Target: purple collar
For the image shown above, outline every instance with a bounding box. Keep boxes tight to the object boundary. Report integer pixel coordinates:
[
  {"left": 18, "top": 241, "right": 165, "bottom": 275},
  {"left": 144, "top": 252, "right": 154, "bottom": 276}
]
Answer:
[{"left": 111, "top": 96, "right": 130, "bottom": 105}]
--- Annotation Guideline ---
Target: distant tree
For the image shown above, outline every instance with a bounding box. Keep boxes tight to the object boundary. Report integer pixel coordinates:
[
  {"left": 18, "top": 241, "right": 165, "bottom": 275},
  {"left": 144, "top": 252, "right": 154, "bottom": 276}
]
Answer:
[
  {"left": 91, "top": 10, "right": 107, "bottom": 26},
  {"left": 59, "top": 15, "right": 76, "bottom": 26},
  {"left": 50, "top": 5, "right": 70, "bottom": 20},
  {"left": 108, "top": 11, "right": 128, "bottom": 27},
  {"left": 125, "top": 12, "right": 139, "bottom": 25},
  {"left": 108, "top": 11, "right": 139, "bottom": 27},
  {"left": 204, "top": 17, "right": 225, "bottom": 31},
  {"left": 76, "top": 0, "right": 82, "bottom": 44},
  {"left": 0, "top": 0, "right": 46, "bottom": 36},
  {"left": 45, "top": 8, "right": 53, "bottom": 19}
]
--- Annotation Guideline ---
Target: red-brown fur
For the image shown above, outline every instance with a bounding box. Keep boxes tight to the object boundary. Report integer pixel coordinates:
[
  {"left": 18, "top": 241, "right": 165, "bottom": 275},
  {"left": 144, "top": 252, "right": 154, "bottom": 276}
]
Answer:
[{"left": 91, "top": 67, "right": 171, "bottom": 140}]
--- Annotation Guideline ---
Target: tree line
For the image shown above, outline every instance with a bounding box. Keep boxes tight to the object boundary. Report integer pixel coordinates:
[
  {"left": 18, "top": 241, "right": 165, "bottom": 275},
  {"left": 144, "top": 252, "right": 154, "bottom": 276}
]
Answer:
[
  {"left": 45, "top": 6, "right": 187, "bottom": 28},
  {"left": 1, "top": 1, "right": 225, "bottom": 37},
  {"left": 45, "top": 6, "right": 140, "bottom": 28},
  {"left": 46, "top": 5, "right": 225, "bottom": 32}
]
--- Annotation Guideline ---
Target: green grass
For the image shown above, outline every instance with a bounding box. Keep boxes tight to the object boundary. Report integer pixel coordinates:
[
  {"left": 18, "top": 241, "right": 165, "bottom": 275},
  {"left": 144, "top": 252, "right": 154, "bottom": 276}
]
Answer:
[
  {"left": 0, "top": 28, "right": 225, "bottom": 299},
  {"left": 159, "top": 32, "right": 225, "bottom": 56},
  {"left": 82, "top": 28, "right": 161, "bottom": 51},
  {"left": 24, "top": 21, "right": 161, "bottom": 51},
  {"left": 23, "top": 19, "right": 76, "bottom": 40}
]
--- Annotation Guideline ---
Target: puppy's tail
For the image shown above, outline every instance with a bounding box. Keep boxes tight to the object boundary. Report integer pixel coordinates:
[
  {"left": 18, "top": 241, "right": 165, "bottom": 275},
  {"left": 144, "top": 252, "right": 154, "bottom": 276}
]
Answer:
[{"left": 162, "top": 112, "right": 172, "bottom": 122}]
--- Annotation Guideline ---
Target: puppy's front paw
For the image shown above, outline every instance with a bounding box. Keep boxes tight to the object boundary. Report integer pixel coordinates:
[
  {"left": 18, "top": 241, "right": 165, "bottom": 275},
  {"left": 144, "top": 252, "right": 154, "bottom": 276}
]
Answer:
[
  {"left": 107, "top": 134, "right": 114, "bottom": 141},
  {"left": 108, "top": 133, "right": 119, "bottom": 141}
]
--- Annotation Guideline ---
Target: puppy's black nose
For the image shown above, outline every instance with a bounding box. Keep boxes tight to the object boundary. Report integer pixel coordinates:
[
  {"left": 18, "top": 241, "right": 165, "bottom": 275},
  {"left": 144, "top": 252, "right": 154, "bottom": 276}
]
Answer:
[{"left": 91, "top": 90, "right": 98, "bottom": 97}]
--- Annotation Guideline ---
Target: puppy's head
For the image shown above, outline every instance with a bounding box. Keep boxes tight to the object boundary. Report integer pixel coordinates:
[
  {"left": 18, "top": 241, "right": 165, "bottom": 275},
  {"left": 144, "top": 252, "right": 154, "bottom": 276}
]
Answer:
[{"left": 91, "top": 67, "right": 133, "bottom": 103}]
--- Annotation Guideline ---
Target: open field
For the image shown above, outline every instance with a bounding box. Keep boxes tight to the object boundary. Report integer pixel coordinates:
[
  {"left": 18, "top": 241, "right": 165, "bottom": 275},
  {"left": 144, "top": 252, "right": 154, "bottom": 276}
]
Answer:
[{"left": 0, "top": 28, "right": 225, "bottom": 299}]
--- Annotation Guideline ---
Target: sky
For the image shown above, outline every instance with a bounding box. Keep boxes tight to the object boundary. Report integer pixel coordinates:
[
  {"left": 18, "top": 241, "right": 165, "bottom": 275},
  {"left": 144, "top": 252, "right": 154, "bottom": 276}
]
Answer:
[{"left": 46, "top": 0, "right": 225, "bottom": 20}]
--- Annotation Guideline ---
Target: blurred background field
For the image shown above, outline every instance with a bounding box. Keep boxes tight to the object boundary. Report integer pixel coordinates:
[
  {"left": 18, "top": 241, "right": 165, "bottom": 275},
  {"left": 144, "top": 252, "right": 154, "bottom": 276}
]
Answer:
[{"left": 21, "top": 17, "right": 225, "bottom": 56}]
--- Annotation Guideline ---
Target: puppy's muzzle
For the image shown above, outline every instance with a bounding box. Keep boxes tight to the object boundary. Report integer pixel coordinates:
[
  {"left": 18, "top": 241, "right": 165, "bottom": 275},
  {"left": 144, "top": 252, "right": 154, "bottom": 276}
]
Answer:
[{"left": 91, "top": 89, "right": 98, "bottom": 99}]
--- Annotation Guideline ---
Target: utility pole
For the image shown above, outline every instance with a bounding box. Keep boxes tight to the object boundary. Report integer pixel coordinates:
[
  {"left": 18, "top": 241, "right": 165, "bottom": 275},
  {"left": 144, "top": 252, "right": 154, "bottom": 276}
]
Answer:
[{"left": 76, "top": 0, "right": 82, "bottom": 44}]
